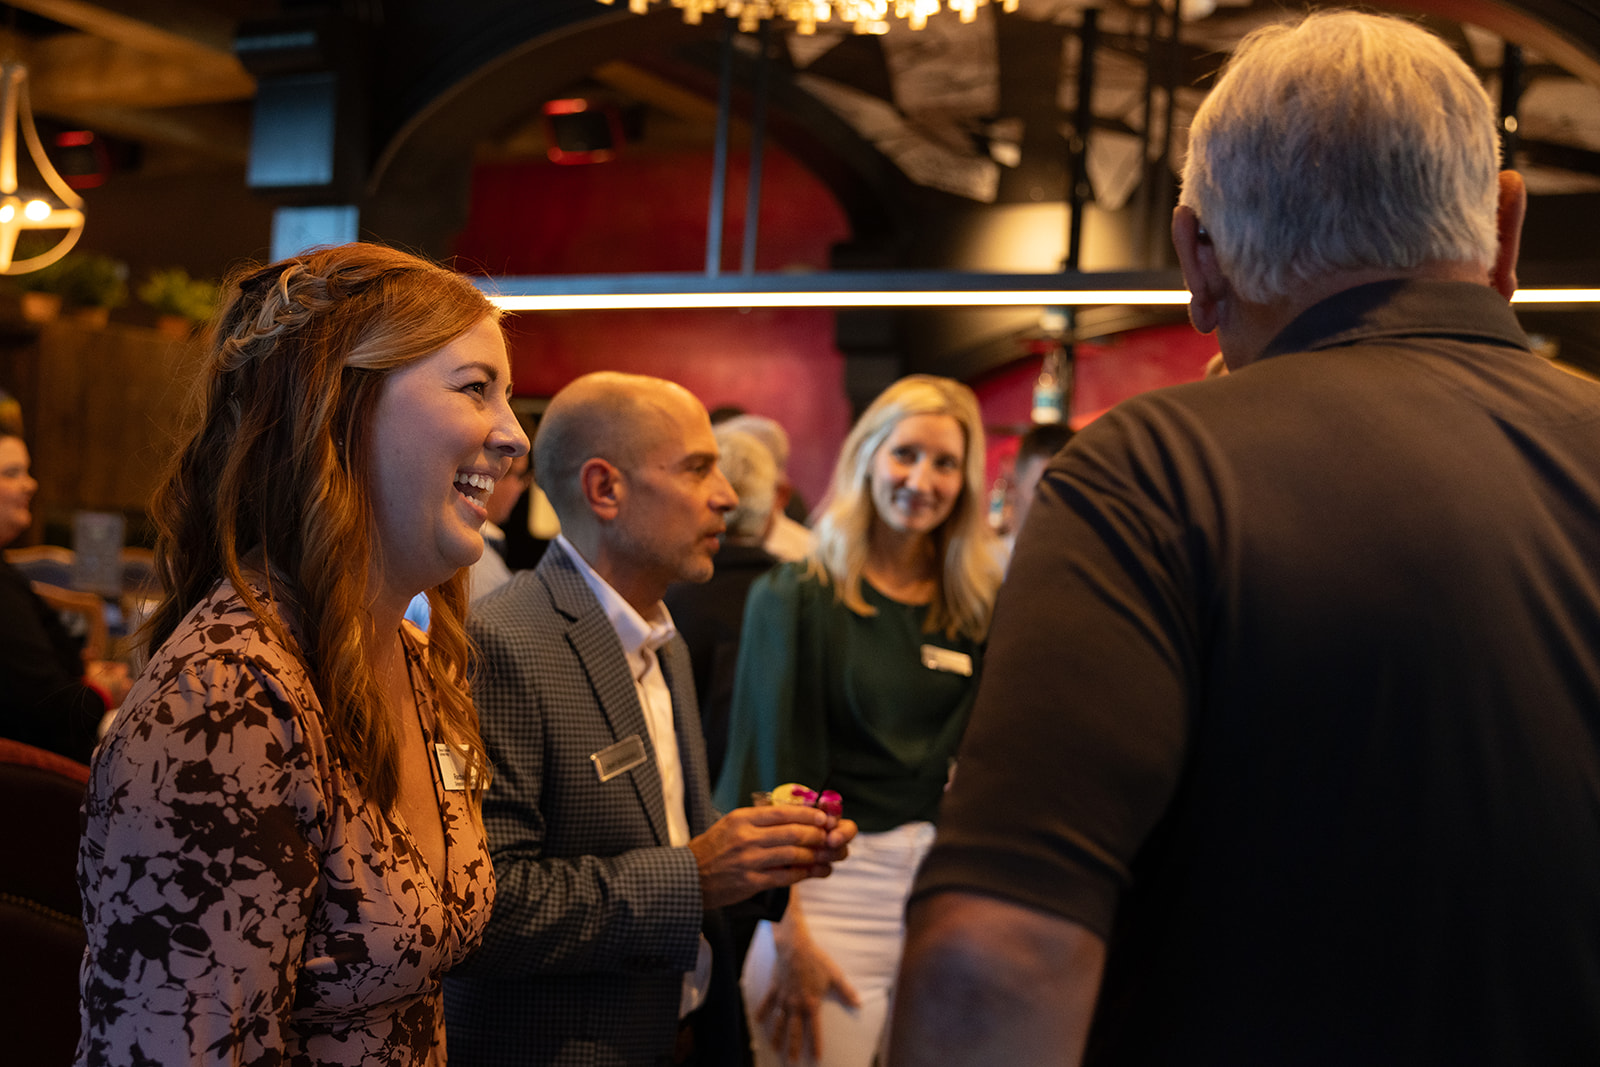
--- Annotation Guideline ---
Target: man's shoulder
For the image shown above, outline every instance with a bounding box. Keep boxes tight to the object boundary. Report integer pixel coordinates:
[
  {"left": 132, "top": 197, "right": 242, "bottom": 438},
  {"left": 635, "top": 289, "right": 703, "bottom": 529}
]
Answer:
[
  {"left": 471, "top": 568, "right": 548, "bottom": 626},
  {"left": 471, "top": 552, "right": 596, "bottom": 639}
]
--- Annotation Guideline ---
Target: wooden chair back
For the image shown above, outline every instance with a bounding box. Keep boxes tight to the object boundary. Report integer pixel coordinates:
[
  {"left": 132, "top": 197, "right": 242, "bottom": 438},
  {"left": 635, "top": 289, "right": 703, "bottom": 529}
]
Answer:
[{"left": 29, "top": 581, "right": 109, "bottom": 663}]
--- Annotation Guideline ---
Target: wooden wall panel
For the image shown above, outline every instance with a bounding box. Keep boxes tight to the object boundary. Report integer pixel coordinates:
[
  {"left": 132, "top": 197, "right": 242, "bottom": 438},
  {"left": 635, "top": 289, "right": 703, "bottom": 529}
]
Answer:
[{"left": 0, "top": 319, "right": 203, "bottom": 545}]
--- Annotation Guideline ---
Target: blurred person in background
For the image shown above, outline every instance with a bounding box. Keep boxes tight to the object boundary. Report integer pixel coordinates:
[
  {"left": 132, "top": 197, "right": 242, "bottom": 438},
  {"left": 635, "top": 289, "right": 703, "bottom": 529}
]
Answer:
[
  {"left": 664, "top": 424, "right": 786, "bottom": 1067},
  {"left": 471, "top": 449, "right": 533, "bottom": 601},
  {"left": 0, "top": 403, "right": 127, "bottom": 764},
  {"left": 717, "top": 375, "right": 1002, "bottom": 1067},
  {"left": 1004, "top": 422, "right": 1075, "bottom": 549},
  {"left": 720, "top": 414, "right": 813, "bottom": 563},
  {"left": 665, "top": 424, "right": 783, "bottom": 788}
]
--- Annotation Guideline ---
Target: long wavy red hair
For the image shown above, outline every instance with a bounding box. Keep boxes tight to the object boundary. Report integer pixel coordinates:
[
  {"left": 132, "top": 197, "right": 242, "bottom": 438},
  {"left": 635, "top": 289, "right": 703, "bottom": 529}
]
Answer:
[{"left": 145, "top": 242, "right": 496, "bottom": 812}]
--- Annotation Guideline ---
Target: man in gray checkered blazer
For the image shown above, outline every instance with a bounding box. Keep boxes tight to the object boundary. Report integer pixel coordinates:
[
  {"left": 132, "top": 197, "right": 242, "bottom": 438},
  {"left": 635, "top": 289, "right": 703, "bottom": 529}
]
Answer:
[{"left": 445, "top": 372, "right": 857, "bottom": 1067}]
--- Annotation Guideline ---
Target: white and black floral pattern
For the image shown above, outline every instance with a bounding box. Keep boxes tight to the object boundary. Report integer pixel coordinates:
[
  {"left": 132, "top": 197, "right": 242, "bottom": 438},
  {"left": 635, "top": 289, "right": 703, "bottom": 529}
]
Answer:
[{"left": 77, "top": 581, "right": 493, "bottom": 1066}]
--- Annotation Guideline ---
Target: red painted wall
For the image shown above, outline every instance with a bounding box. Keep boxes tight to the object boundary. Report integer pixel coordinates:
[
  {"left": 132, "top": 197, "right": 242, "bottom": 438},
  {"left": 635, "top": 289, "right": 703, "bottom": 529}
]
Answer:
[
  {"left": 973, "top": 322, "right": 1221, "bottom": 489},
  {"left": 454, "top": 147, "right": 854, "bottom": 503}
]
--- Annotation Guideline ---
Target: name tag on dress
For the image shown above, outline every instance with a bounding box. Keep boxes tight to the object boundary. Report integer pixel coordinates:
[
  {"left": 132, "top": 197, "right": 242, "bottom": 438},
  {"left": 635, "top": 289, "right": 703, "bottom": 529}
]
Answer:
[
  {"left": 435, "top": 743, "right": 469, "bottom": 792},
  {"left": 592, "top": 734, "right": 648, "bottom": 782},
  {"left": 920, "top": 644, "right": 973, "bottom": 676}
]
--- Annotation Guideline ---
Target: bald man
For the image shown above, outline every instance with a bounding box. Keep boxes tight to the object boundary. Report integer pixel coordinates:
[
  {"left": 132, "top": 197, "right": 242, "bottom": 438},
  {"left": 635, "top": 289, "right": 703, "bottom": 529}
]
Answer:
[{"left": 444, "top": 372, "right": 856, "bottom": 1067}]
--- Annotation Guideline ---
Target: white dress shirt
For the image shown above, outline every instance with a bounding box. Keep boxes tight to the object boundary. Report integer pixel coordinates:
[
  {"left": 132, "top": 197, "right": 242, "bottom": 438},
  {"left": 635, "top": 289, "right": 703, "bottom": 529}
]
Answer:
[{"left": 554, "top": 535, "right": 709, "bottom": 1014}]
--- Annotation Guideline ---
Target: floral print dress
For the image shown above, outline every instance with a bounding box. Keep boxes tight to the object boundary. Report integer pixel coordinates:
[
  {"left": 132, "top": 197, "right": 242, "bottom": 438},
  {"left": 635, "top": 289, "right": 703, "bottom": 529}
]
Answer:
[{"left": 77, "top": 581, "right": 494, "bottom": 1066}]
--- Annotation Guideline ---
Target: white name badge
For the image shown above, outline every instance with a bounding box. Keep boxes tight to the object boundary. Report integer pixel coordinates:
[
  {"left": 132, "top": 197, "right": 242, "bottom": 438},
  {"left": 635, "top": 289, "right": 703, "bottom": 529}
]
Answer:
[
  {"left": 435, "top": 743, "right": 469, "bottom": 792},
  {"left": 592, "top": 734, "right": 648, "bottom": 782},
  {"left": 920, "top": 644, "right": 973, "bottom": 677}
]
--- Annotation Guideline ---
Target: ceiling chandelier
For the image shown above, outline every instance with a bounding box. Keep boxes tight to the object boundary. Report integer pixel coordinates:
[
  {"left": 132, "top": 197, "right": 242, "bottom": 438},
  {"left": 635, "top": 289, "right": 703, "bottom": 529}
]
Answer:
[
  {"left": 596, "top": 0, "right": 1019, "bottom": 35},
  {"left": 0, "top": 62, "right": 84, "bottom": 275}
]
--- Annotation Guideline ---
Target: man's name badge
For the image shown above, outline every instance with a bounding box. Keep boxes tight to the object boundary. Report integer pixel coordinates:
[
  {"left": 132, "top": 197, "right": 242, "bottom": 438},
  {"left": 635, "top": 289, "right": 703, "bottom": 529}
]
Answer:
[
  {"left": 435, "top": 743, "right": 469, "bottom": 792},
  {"left": 920, "top": 644, "right": 973, "bottom": 676},
  {"left": 592, "top": 734, "right": 648, "bottom": 782}
]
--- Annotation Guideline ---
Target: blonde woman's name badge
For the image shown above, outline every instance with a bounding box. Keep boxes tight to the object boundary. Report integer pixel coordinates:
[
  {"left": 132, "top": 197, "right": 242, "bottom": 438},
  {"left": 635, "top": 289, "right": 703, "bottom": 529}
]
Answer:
[
  {"left": 921, "top": 645, "right": 973, "bottom": 677},
  {"left": 592, "top": 734, "right": 648, "bottom": 782},
  {"left": 435, "top": 744, "right": 469, "bottom": 792}
]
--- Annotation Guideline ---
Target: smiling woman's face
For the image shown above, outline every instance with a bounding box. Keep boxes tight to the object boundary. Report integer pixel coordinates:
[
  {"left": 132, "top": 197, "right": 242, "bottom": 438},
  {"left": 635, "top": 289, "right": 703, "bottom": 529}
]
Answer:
[
  {"left": 365, "top": 316, "right": 529, "bottom": 604},
  {"left": 0, "top": 435, "right": 36, "bottom": 548},
  {"left": 869, "top": 413, "right": 965, "bottom": 540}
]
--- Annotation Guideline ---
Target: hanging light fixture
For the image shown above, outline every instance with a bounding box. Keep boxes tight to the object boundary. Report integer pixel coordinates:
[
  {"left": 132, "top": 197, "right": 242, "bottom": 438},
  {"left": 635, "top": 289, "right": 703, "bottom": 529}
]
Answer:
[
  {"left": 0, "top": 62, "right": 84, "bottom": 275},
  {"left": 595, "top": 0, "right": 1018, "bottom": 35}
]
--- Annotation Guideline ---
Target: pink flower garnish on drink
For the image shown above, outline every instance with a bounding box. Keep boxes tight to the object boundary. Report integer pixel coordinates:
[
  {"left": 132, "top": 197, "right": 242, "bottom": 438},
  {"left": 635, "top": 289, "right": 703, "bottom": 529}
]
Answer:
[{"left": 767, "top": 782, "right": 842, "bottom": 819}]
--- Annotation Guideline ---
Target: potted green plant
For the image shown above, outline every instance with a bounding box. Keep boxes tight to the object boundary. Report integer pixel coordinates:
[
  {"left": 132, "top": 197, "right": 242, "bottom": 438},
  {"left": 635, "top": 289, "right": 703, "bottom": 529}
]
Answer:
[
  {"left": 52, "top": 252, "right": 129, "bottom": 327},
  {"left": 136, "top": 268, "right": 219, "bottom": 337},
  {"left": 8, "top": 259, "right": 64, "bottom": 323}
]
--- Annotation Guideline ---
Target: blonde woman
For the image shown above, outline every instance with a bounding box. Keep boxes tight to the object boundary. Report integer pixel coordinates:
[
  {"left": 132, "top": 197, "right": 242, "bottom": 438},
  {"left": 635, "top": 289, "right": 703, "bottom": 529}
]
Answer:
[
  {"left": 77, "top": 243, "right": 525, "bottom": 1066},
  {"left": 715, "top": 375, "right": 1002, "bottom": 1067}
]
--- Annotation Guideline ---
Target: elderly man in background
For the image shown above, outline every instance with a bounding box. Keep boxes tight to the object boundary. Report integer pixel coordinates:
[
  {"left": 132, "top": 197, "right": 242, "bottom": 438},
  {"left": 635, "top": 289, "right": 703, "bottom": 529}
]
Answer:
[
  {"left": 892, "top": 11, "right": 1600, "bottom": 1066},
  {"left": 664, "top": 425, "right": 782, "bottom": 786},
  {"left": 717, "top": 414, "right": 812, "bottom": 563},
  {"left": 663, "top": 424, "right": 785, "bottom": 1067},
  {"left": 446, "top": 371, "right": 855, "bottom": 1067}
]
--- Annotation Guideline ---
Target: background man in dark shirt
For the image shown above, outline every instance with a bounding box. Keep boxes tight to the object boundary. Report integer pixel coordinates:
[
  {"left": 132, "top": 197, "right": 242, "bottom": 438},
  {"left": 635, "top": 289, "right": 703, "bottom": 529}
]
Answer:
[{"left": 892, "top": 11, "right": 1600, "bottom": 1066}]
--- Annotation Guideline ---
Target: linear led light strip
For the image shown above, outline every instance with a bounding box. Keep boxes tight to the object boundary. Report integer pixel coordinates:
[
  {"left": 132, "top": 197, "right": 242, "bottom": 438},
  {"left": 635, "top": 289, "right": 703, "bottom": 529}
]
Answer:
[
  {"left": 489, "top": 289, "right": 1192, "bottom": 310},
  {"left": 483, "top": 285, "right": 1600, "bottom": 311}
]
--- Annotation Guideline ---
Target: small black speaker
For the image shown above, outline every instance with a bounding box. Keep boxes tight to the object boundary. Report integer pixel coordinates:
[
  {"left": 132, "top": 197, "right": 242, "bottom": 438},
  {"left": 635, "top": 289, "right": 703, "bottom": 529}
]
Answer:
[{"left": 542, "top": 100, "right": 624, "bottom": 164}]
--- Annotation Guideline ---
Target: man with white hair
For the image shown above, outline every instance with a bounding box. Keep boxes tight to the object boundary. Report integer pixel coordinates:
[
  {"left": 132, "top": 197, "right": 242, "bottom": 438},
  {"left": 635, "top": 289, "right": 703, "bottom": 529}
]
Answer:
[
  {"left": 665, "top": 424, "right": 782, "bottom": 784},
  {"left": 718, "top": 413, "right": 812, "bottom": 562},
  {"left": 891, "top": 12, "right": 1600, "bottom": 1065}
]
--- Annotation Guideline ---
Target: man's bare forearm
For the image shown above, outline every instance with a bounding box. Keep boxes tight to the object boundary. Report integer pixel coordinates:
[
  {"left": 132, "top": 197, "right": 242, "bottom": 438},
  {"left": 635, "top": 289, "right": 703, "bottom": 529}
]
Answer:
[{"left": 888, "top": 891, "right": 1106, "bottom": 1067}]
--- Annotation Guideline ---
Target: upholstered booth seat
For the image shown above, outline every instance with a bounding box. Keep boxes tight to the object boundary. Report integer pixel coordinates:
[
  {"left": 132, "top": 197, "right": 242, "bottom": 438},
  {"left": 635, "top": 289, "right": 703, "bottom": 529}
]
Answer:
[{"left": 0, "top": 738, "right": 90, "bottom": 1065}]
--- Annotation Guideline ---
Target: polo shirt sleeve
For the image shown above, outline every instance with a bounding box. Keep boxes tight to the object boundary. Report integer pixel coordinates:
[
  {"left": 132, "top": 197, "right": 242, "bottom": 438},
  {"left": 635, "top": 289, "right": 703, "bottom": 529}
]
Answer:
[{"left": 910, "top": 399, "right": 1208, "bottom": 939}]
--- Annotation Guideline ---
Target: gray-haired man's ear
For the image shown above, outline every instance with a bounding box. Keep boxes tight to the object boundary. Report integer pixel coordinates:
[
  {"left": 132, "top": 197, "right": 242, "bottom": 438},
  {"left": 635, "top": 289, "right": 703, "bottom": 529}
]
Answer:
[
  {"left": 1172, "top": 205, "right": 1230, "bottom": 337},
  {"left": 1490, "top": 170, "right": 1527, "bottom": 302}
]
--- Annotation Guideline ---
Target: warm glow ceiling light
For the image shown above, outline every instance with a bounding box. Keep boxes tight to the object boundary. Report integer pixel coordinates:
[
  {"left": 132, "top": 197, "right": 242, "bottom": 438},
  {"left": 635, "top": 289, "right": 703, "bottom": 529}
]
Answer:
[
  {"left": 595, "top": 0, "right": 1018, "bottom": 35},
  {"left": 480, "top": 273, "right": 1600, "bottom": 311},
  {"left": 0, "top": 63, "right": 83, "bottom": 275}
]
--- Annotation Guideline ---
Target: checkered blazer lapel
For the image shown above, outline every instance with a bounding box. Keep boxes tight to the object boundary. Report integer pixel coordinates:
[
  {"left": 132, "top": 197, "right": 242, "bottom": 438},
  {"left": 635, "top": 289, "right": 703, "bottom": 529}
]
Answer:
[{"left": 540, "top": 542, "right": 672, "bottom": 847}]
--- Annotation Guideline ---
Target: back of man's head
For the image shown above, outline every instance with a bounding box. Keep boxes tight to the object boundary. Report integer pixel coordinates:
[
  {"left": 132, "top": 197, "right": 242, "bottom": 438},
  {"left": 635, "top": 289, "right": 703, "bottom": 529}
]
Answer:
[
  {"left": 1016, "top": 423, "right": 1075, "bottom": 473},
  {"left": 1180, "top": 11, "right": 1500, "bottom": 304},
  {"left": 715, "top": 427, "right": 778, "bottom": 542},
  {"left": 719, "top": 414, "right": 790, "bottom": 473}
]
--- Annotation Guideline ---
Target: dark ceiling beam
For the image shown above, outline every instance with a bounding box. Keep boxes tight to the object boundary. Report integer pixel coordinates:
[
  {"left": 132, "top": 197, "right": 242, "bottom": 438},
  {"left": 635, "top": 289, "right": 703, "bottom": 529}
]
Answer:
[
  {"left": 1384, "top": 0, "right": 1600, "bottom": 85},
  {"left": 57, "top": 101, "right": 252, "bottom": 162},
  {"left": 1521, "top": 138, "right": 1600, "bottom": 176},
  {"left": 4, "top": 0, "right": 248, "bottom": 72},
  {"left": 994, "top": 10, "right": 1069, "bottom": 206},
  {"left": 658, "top": 38, "right": 928, "bottom": 244},
  {"left": 27, "top": 30, "right": 254, "bottom": 111},
  {"left": 591, "top": 59, "right": 741, "bottom": 134},
  {"left": 1097, "top": 30, "right": 1225, "bottom": 92},
  {"left": 0, "top": 2, "right": 253, "bottom": 159}
]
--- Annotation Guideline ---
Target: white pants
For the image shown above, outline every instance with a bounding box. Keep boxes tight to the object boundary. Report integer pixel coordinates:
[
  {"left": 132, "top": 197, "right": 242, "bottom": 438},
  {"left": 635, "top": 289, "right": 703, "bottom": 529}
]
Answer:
[{"left": 741, "top": 821, "right": 936, "bottom": 1067}]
